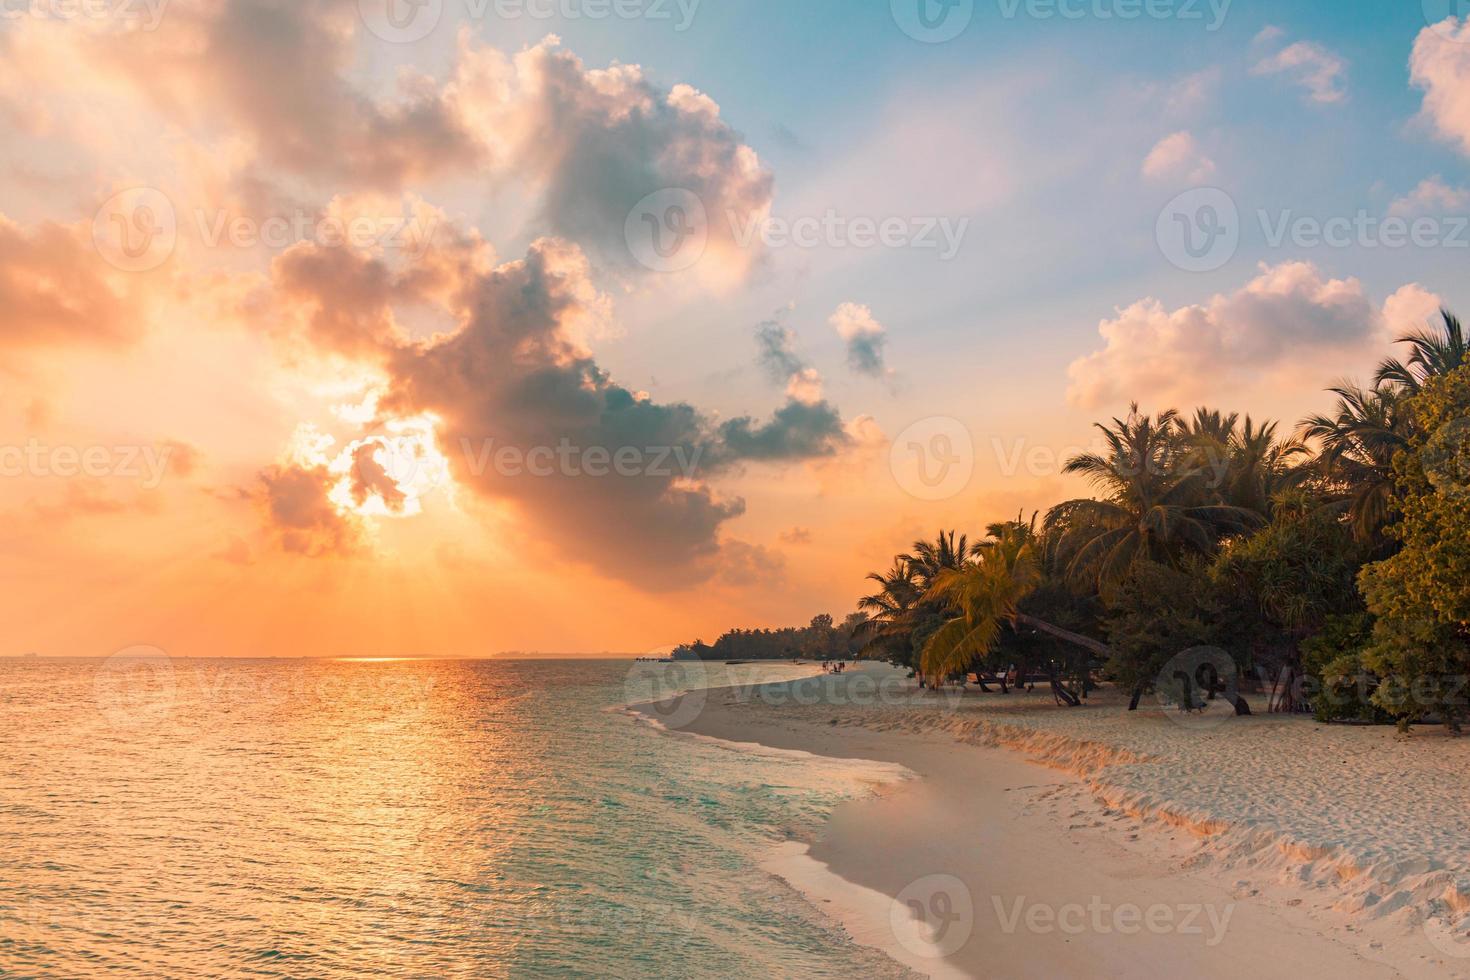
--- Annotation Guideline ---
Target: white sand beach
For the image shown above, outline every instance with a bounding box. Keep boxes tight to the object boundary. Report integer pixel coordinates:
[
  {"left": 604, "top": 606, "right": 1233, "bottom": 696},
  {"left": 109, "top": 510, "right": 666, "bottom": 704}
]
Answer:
[{"left": 634, "top": 663, "right": 1470, "bottom": 979}]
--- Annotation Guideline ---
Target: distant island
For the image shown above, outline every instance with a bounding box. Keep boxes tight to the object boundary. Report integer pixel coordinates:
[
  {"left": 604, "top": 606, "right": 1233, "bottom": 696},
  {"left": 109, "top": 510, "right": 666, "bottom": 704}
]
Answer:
[{"left": 671, "top": 613, "right": 868, "bottom": 661}]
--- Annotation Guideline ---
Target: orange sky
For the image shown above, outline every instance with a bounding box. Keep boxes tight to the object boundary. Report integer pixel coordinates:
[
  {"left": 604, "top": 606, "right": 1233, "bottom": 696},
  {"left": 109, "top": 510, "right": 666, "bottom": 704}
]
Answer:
[{"left": 3, "top": 3, "right": 1465, "bottom": 657}]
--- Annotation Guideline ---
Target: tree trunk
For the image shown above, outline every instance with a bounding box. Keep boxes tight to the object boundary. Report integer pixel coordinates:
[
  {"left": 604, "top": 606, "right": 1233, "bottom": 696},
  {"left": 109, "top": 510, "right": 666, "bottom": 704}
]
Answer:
[
  {"left": 1049, "top": 666, "right": 1081, "bottom": 707},
  {"left": 1013, "top": 614, "right": 1112, "bottom": 658},
  {"left": 1128, "top": 684, "right": 1144, "bottom": 711}
]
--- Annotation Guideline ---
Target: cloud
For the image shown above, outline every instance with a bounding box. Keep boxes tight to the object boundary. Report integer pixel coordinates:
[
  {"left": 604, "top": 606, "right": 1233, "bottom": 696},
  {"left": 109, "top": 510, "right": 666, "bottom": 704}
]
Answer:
[
  {"left": 0, "top": 215, "right": 138, "bottom": 348},
  {"left": 716, "top": 539, "right": 787, "bottom": 588},
  {"left": 269, "top": 195, "right": 491, "bottom": 354},
  {"left": 828, "top": 302, "right": 891, "bottom": 378},
  {"left": 1381, "top": 282, "right": 1445, "bottom": 338},
  {"left": 1412, "top": 19, "right": 1470, "bottom": 157},
  {"left": 27, "top": 481, "right": 160, "bottom": 523},
  {"left": 345, "top": 236, "right": 856, "bottom": 589},
  {"left": 717, "top": 398, "right": 849, "bottom": 461},
  {"left": 784, "top": 367, "right": 826, "bottom": 406},
  {"left": 486, "top": 38, "right": 775, "bottom": 282},
  {"left": 1141, "top": 131, "right": 1215, "bottom": 183},
  {"left": 1066, "top": 262, "right": 1436, "bottom": 409},
  {"left": 1164, "top": 68, "right": 1221, "bottom": 119},
  {"left": 755, "top": 317, "right": 806, "bottom": 384},
  {"left": 779, "top": 526, "right": 813, "bottom": 545},
  {"left": 15, "top": 12, "right": 773, "bottom": 286},
  {"left": 256, "top": 462, "right": 366, "bottom": 558},
  {"left": 1251, "top": 31, "right": 1347, "bottom": 104},
  {"left": 1388, "top": 176, "right": 1470, "bottom": 217},
  {"left": 67, "top": 0, "right": 486, "bottom": 190},
  {"left": 751, "top": 313, "right": 829, "bottom": 405},
  {"left": 162, "top": 440, "right": 203, "bottom": 478}
]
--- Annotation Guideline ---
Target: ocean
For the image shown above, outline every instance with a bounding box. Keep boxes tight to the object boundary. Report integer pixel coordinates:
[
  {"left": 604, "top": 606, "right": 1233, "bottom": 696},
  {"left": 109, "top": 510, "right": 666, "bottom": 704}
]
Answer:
[{"left": 0, "top": 657, "right": 909, "bottom": 977}]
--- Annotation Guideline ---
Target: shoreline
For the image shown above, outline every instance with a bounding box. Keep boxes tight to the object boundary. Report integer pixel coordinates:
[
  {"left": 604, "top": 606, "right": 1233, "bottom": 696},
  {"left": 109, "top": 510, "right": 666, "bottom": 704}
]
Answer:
[{"left": 630, "top": 664, "right": 1470, "bottom": 978}]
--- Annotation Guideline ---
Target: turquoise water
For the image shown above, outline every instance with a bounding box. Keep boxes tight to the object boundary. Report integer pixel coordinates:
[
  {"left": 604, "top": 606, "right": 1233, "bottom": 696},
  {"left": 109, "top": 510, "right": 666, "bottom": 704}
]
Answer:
[{"left": 0, "top": 658, "right": 907, "bottom": 977}]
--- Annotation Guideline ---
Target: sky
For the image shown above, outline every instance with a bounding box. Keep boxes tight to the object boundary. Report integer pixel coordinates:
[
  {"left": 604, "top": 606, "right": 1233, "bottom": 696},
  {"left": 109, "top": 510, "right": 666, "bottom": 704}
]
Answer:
[{"left": 1, "top": 0, "right": 1468, "bottom": 657}]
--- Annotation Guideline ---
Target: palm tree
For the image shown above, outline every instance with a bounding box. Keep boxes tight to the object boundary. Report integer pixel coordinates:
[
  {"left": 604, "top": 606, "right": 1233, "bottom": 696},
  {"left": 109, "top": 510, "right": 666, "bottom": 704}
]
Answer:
[
  {"left": 920, "top": 525, "right": 1040, "bottom": 683},
  {"left": 1048, "top": 405, "right": 1262, "bottom": 593},
  {"left": 854, "top": 559, "right": 921, "bottom": 661},
  {"left": 920, "top": 522, "right": 1110, "bottom": 704},
  {"left": 1298, "top": 382, "right": 1407, "bottom": 543},
  {"left": 1223, "top": 417, "right": 1310, "bottom": 517},
  {"left": 899, "top": 530, "right": 973, "bottom": 589},
  {"left": 1376, "top": 309, "right": 1467, "bottom": 394}
]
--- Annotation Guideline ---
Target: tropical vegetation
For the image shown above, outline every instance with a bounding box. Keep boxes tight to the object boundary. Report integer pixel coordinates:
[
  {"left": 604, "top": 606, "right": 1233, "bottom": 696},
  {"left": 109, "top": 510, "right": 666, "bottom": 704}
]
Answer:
[{"left": 849, "top": 310, "right": 1470, "bottom": 731}]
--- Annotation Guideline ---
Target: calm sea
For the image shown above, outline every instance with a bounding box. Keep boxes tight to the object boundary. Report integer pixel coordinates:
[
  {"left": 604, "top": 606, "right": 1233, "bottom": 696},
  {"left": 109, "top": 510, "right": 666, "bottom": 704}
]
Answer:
[{"left": 0, "top": 657, "right": 909, "bottom": 978}]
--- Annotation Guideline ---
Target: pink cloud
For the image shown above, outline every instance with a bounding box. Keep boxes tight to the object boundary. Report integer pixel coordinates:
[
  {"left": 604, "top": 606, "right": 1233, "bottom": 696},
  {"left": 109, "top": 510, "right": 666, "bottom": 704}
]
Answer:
[
  {"left": 1412, "top": 18, "right": 1470, "bottom": 157},
  {"left": 1067, "top": 262, "right": 1438, "bottom": 409},
  {"left": 1141, "top": 131, "right": 1216, "bottom": 183}
]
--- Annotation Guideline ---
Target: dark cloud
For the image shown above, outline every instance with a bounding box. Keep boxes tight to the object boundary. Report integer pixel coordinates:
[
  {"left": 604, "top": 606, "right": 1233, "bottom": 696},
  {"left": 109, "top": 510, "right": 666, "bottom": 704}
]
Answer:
[
  {"left": 846, "top": 333, "right": 888, "bottom": 376},
  {"left": 505, "top": 41, "right": 774, "bottom": 277},
  {"left": 829, "top": 302, "right": 891, "bottom": 379},
  {"left": 717, "top": 399, "right": 850, "bottom": 462},
  {"left": 755, "top": 318, "right": 805, "bottom": 384},
  {"left": 266, "top": 214, "right": 858, "bottom": 581},
  {"left": 779, "top": 526, "right": 813, "bottom": 546},
  {"left": 370, "top": 240, "right": 730, "bottom": 588},
  {"left": 257, "top": 462, "right": 363, "bottom": 557},
  {"left": 346, "top": 442, "right": 407, "bottom": 513}
]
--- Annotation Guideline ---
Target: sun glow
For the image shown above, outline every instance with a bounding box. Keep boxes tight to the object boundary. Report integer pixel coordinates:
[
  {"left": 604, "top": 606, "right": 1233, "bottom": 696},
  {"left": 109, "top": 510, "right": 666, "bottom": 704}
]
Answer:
[{"left": 288, "top": 412, "right": 452, "bottom": 519}]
